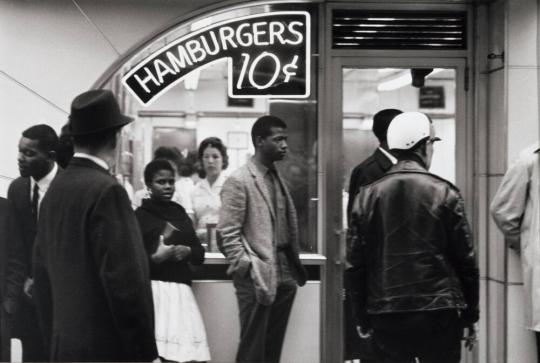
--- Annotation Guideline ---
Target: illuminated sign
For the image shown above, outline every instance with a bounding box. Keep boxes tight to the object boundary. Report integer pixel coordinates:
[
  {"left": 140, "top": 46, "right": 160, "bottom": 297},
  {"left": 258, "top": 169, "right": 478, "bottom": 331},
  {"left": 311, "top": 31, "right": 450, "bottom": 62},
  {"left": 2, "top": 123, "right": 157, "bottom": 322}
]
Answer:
[{"left": 122, "top": 11, "right": 311, "bottom": 106}]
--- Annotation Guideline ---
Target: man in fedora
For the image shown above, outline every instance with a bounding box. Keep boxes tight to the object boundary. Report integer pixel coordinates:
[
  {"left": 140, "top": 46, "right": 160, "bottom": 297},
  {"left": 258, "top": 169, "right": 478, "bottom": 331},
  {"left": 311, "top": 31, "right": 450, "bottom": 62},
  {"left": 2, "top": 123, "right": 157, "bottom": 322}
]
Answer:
[{"left": 33, "top": 90, "right": 158, "bottom": 362}]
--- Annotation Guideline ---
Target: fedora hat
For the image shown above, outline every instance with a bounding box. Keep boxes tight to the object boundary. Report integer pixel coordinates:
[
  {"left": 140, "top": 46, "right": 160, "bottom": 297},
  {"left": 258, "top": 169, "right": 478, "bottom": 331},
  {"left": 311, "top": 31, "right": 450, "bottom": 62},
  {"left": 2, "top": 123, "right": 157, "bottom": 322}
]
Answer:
[{"left": 68, "top": 90, "right": 133, "bottom": 136}]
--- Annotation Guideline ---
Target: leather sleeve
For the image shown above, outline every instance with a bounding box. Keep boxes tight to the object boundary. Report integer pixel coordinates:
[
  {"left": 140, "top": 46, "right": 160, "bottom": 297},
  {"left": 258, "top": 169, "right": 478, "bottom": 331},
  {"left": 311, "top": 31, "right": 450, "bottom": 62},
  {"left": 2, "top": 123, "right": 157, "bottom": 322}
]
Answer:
[
  {"left": 346, "top": 191, "right": 370, "bottom": 328},
  {"left": 446, "top": 192, "right": 480, "bottom": 324}
]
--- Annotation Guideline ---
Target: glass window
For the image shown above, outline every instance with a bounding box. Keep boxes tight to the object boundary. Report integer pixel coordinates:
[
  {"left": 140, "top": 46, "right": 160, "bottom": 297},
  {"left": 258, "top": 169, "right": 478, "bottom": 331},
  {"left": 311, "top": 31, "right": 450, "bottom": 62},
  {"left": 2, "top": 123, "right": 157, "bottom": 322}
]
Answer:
[
  {"left": 103, "top": 3, "right": 319, "bottom": 253},
  {"left": 342, "top": 67, "right": 457, "bottom": 227}
]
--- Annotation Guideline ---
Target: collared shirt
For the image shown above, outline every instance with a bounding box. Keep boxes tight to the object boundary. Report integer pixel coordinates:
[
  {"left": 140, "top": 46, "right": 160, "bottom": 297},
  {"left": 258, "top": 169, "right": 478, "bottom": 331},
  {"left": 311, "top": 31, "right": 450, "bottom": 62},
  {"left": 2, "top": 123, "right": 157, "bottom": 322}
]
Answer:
[
  {"left": 252, "top": 157, "right": 290, "bottom": 249},
  {"left": 378, "top": 146, "right": 398, "bottom": 165},
  {"left": 30, "top": 162, "right": 58, "bottom": 212},
  {"left": 73, "top": 152, "right": 109, "bottom": 170},
  {"left": 191, "top": 172, "right": 227, "bottom": 232}
]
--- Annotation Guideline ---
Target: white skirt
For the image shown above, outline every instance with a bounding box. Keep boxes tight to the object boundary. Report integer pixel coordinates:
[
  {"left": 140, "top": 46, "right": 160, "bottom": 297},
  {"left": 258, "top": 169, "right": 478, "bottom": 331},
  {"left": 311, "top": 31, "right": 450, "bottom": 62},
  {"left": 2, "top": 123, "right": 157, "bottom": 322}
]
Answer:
[{"left": 152, "top": 280, "right": 211, "bottom": 362}]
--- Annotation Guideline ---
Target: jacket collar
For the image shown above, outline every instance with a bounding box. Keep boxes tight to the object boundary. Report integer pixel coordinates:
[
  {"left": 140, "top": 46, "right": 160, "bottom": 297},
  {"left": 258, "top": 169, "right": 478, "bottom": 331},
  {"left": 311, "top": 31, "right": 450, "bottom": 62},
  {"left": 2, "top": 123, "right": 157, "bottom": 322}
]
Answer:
[
  {"left": 68, "top": 157, "right": 111, "bottom": 175},
  {"left": 388, "top": 158, "right": 429, "bottom": 175}
]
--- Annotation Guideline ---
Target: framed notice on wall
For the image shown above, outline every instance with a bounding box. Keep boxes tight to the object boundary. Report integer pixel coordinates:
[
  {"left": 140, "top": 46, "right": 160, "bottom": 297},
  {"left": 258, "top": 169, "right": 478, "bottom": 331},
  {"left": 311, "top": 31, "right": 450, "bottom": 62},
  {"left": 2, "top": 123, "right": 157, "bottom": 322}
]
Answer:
[
  {"left": 419, "top": 86, "right": 445, "bottom": 109},
  {"left": 227, "top": 97, "right": 254, "bottom": 108}
]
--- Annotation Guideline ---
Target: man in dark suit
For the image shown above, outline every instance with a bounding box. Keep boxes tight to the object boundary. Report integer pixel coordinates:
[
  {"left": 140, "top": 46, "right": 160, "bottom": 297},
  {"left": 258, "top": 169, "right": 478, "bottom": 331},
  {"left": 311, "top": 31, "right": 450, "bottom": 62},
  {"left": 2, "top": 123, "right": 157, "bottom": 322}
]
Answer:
[
  {"left": 344, "top": 108, "right": 402, "bottom": 361},
  {"left": 8, "top": 124, "right": 59, "bottom": 362},
  {"left": 0, "top": 198, "right": 26, "bottom": 361},
  {"left": 346, "top": 108, "right": 403, "bottom": 220},
  {"left": 33, "top": 90, "right": 158, "bottom": 362}
]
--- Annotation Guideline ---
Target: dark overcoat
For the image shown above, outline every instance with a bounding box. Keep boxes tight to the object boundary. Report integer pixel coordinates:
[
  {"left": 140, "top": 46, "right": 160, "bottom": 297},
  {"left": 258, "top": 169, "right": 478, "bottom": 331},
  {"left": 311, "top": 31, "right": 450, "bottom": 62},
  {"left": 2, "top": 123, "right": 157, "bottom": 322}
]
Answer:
[
  {"left": 7, "top": 174, "right": 50, "bottom": 359},
  {"left": 346, "top": 148, "right": 394, "bottom": 221},
  {"left": 7, "top": 177, "right": 35, "bottom": 278},
  {"left": 33, "top": 157, "right": 158, "bottom": 362},
  {"left": 0, "top": 198, "right": 25, "bottom": 361}
]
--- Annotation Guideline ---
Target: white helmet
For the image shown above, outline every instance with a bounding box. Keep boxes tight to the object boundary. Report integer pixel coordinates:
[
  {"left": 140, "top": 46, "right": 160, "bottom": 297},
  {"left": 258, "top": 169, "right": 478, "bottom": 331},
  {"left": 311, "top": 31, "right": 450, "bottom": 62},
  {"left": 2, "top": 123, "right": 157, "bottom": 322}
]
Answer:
[{"left": 387, "top": 112, "right": 433, "bottom": 150}]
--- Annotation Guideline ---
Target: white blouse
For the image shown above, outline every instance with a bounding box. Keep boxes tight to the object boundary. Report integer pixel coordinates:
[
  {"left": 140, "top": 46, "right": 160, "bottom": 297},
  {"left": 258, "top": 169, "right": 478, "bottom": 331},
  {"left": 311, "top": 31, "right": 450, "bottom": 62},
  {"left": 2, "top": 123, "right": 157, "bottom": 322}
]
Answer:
[{"left": 190, "top": 172, "right": 227, "bottom": 233}]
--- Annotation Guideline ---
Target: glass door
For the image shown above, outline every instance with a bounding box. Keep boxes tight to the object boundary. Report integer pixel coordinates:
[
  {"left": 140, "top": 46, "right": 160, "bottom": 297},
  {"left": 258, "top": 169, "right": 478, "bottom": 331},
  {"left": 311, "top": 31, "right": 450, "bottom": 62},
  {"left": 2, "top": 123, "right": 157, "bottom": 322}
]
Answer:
[{"left": 322, "top": 57, "right": 470, "bottom": 362}]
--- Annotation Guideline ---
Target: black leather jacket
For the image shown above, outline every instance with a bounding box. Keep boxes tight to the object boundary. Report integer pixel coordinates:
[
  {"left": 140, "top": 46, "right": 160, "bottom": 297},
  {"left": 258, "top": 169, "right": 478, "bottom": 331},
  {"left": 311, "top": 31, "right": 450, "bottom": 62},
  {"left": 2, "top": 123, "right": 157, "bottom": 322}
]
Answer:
[{"left": 349, "top": 158, "right": 479, "bottom": 325}]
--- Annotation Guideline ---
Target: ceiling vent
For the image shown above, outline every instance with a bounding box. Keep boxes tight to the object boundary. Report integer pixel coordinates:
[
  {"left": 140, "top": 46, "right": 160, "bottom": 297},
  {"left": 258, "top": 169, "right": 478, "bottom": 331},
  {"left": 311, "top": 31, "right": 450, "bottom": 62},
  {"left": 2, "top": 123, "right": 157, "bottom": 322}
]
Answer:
[{"left": 333, "top": 10, "right": 467, "bottom": 50}]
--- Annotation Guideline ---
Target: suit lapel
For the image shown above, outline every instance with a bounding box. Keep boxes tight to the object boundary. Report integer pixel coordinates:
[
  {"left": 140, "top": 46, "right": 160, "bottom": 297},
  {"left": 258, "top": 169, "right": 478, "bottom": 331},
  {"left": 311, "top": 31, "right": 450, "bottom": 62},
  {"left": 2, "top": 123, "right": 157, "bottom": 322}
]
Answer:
[
  {"left": 22, "top": 178, "right": 34, "bottom": 224},
  {"left": 247, "top": 160, "right": 275, "bottom": 219}
]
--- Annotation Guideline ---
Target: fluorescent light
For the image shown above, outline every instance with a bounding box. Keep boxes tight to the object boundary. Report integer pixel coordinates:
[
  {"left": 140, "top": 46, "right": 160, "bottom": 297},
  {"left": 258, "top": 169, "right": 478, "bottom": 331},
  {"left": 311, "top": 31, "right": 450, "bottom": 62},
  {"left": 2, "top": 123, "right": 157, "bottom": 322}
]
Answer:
[
  {"left": 377, "top": 72, "right": 411, "bottom": 91},
  {"left": 377, "top": 68, "right": 446, "bottom": 92}
]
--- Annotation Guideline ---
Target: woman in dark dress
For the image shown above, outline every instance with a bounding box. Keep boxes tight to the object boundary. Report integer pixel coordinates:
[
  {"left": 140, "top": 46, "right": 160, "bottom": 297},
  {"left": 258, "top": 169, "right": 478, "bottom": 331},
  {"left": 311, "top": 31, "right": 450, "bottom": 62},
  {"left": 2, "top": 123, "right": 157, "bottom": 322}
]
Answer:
[{"left": 135, "top": 159, "right": 210, "bottom": 362}]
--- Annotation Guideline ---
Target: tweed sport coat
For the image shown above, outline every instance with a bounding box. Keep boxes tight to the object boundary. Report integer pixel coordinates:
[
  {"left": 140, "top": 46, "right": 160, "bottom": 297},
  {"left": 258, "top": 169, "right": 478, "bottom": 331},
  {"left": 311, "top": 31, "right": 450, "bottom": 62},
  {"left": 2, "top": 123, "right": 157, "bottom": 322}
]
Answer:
[
  {"left": 218, "top": 158, "right": 306, "bottom": 305},
  {"left": 33, "top": 157, "right": 157, "bottom": 362}
]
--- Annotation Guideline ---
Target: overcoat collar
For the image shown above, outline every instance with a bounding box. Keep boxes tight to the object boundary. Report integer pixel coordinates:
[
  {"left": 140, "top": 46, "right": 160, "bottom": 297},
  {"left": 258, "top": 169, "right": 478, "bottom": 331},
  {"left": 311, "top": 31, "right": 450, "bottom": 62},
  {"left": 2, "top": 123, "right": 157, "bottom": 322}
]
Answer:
[{"left": 68, "top": 157, "right": 112, "bottom": 175}]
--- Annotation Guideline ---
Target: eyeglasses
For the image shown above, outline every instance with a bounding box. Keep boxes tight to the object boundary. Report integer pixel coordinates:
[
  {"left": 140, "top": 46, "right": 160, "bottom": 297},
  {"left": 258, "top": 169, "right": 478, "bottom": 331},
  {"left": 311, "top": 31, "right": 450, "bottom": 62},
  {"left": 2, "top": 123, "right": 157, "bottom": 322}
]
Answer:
[{"left": 427, "top": 137, "right": 442, "bottom": 144}]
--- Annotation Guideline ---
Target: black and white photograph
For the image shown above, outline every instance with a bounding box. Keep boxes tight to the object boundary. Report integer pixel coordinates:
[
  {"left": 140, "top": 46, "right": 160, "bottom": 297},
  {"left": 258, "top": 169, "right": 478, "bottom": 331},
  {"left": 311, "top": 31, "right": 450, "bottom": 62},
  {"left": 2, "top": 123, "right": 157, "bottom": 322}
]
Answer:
[{"left": 0, "top": 1, "right": 538, "bottom": 362}]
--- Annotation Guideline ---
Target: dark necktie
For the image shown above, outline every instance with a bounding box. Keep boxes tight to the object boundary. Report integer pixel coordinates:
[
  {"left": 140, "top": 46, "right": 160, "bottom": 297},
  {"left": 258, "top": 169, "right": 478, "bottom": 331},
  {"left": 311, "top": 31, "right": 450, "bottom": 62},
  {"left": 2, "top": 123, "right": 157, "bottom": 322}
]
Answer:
[{"left": 31, "top": 183, "right": 39, "bottom": 220}]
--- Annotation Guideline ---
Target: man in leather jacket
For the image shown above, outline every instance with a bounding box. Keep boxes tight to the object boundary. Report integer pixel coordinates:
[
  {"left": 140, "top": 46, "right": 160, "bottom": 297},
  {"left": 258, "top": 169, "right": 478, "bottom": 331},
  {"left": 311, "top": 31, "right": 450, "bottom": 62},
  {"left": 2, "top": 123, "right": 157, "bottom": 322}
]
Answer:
[{"left": 349, "top": 112, "right": 479, "bottom": 363}]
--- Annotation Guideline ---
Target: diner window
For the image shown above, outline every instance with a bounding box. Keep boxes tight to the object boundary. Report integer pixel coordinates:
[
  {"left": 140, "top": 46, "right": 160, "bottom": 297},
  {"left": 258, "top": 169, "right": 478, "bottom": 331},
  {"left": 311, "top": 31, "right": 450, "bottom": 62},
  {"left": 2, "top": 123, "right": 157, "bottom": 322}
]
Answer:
[{"left": 103, "top": 3, "right": 319, "bottom": 253}]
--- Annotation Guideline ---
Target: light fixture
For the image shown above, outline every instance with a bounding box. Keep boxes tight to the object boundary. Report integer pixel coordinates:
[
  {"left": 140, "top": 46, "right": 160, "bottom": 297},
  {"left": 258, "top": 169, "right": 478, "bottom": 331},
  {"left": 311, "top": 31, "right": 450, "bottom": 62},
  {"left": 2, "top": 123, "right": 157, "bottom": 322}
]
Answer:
[{"left": 377, "top": 68, "right": 445, "bottom": 92}]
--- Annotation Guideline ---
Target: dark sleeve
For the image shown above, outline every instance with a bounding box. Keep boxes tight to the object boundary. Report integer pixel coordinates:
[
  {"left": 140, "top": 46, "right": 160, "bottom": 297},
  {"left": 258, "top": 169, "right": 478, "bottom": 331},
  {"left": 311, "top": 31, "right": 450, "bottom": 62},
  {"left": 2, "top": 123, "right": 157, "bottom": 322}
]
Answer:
[
  {"left": 170, "top": 215, "right": 205, "bottom": 265},
  {"left": 134, "top": 209, "right": 162, "bottom": 269},
  {"left": 91, "top": 184, "right": 158, "bottom": 361},
  {"left": 446, "top": 192, "right": 480, "bottom": 325},
  {"left": 346, "top": 167, "right": 361, "bottom": 223},
  {"left": 3, "top": 201, "right": 26, "bottom": 314},
  {"left": 185, "top": 226, "right": 205, "bottom": 265},
  {"left": 346, "top": 191, "right": 370, "bottom": 328},
  {"left": 32, "top": 232, "right": 52, "bottom": 358}
]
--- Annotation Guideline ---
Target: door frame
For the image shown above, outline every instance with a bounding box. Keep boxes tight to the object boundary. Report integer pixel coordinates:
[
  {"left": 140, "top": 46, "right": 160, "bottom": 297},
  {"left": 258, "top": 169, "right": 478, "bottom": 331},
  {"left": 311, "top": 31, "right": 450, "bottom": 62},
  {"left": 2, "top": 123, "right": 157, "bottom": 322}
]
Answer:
[{"left": 320, "top": 56, "right": 474, "bottom": 362}]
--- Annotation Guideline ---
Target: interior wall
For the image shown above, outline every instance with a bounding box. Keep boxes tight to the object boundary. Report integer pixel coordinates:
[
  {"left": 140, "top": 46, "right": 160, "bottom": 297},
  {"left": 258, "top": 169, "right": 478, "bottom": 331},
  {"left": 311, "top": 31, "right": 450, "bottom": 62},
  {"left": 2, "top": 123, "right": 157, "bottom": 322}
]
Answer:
[
  {"left": 479, "top": 0, "right": 540, "bottom": 362},
  {"left": 0, "top": 0, "right": 220, "bottom": 197}
]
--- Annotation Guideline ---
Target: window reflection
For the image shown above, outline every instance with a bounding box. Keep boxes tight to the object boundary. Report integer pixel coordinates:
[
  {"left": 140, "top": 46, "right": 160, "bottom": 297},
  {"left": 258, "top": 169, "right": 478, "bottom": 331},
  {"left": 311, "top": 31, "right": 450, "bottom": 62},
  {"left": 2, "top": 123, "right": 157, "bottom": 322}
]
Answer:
[{"left": 103, "top": 5, "right": 319, "bottom": 253}]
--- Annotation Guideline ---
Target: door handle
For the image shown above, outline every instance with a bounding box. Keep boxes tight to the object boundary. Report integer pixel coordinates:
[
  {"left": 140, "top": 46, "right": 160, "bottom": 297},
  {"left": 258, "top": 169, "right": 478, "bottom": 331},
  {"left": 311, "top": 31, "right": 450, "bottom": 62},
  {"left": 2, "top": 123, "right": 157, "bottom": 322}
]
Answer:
[{"left": 334, "top": 228, "right": 346, "bottom": 265}]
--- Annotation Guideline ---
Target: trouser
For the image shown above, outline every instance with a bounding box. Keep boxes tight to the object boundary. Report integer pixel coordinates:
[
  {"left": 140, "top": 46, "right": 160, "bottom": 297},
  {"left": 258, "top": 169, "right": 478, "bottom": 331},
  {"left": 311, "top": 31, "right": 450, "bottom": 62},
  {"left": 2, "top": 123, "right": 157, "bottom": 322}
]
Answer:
[
  {"left": 233, "top": 251, "right": 297, "bottom": 363},
  {"left": 370, "top": 309, "right": 464, "bottom": 363},
  {"left": 13, "top": 298, "right": 47, "bottom": 362}
]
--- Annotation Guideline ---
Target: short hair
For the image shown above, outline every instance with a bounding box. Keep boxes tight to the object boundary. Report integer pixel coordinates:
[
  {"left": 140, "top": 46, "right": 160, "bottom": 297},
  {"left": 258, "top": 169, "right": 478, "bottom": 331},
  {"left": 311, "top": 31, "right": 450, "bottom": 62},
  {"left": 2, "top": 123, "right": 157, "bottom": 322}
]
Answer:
[
  {"left": 22, "top": 124, "right": 59, "bottom": 154},
  {"left": 72, "top": 125, "right": 123, "bottom": 150},
  {"left": 198, "top": 137, "right": 229, "bottom": 171},
  {"left": 143, "top": 158, "right": 175, "bottom": 185},
  {"left": 372, "top": 109, "right": 403, "bottom": 143},
  {"left": 251, "top": 115, "right": 287, "bottom": 147},
  {"left": 153, "top": 146, "right": 181, "bottom": 162}
]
